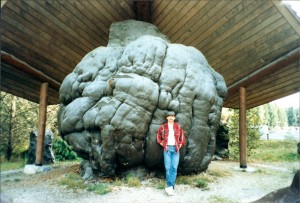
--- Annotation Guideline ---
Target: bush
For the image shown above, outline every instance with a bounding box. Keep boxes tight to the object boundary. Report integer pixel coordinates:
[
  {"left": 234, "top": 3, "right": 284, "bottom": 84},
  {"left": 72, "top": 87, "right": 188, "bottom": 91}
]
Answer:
[
  {"left": 52, "top": 137, "right": 77, "bottom": 161},
  {"left": 195, "top": 179, "right": 208, "bottom": 189}
]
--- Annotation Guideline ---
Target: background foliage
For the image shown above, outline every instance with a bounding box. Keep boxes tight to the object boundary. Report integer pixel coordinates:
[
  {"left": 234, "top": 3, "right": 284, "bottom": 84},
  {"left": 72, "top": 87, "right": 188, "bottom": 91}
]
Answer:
[
  {"left": 224, "top": 102, "right": 299, "bottom": 160},
  {"left": 1, "top": 92, "right": 39, "bottom": 160},
  {"left": 227, "top": 108, "right": 262, "bottom": 160},
  {"left": 0, "top": 92, "right": 73, "bottom": 161}
]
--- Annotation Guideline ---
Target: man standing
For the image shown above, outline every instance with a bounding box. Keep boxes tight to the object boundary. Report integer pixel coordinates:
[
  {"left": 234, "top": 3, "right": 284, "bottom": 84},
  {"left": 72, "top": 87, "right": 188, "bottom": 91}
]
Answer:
[{"left": 157, "top": 111, "right": 186, "bottom": 196}]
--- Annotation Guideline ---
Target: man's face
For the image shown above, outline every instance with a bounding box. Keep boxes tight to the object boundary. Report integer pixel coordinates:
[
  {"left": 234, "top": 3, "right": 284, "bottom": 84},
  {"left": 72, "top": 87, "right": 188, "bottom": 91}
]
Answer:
[{"left": 166, "top": 115, "right": 175, "bottom": 122}]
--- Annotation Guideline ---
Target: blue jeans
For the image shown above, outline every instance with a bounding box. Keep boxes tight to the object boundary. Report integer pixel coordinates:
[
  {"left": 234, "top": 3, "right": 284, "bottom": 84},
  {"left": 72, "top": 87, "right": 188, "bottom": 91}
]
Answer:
[{"left": 164, "top": 146, "right": 179, "bottom": 188}]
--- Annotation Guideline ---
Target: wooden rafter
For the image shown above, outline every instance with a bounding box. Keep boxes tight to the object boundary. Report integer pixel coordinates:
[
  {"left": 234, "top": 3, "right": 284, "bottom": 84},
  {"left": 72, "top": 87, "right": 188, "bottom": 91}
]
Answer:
[
  {"left": 227, "top": 47, "right": 300, "bottom": 96},
  {"left": 1, "top": 51, "right": 61, "bottom": 90}
]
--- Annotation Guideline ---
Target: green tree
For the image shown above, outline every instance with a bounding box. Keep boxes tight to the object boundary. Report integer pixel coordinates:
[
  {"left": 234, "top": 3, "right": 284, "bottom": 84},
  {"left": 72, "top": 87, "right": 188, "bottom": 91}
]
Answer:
[
  {"left": 228, "top": 107, "right": 261, "bottom": 160},
  {"left": 267, "top": 103, "right": 279, "bottom": 128},
  {"left": 0, "top": 92, "right": 39, "bottom": 160},
  {"left": 286, "top": 107, "right": 297, "bottom": 126},
  {"left": 277, "top": 107, "right": 287, "bottom": 128},
  {"left": 7, "top": 96, "right": 17, "bottom": 161},
  {"left": 259, "top": 103, "right": 288, "bottom": 128},
  {"left": 259, "top": 104, "right": 270, "bottom": 126},
  {"left": 0, "top": 92, "right": 59, "bottom": 160},
  {"left": 296, "top": 108, "right": 300, "bottom": 126}
]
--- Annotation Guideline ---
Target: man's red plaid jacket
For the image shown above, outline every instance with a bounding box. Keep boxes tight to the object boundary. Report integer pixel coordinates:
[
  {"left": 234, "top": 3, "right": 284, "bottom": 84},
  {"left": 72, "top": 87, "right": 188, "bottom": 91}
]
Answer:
[{"left": 157, "top": 122, "right": 186, "bottom": 152}]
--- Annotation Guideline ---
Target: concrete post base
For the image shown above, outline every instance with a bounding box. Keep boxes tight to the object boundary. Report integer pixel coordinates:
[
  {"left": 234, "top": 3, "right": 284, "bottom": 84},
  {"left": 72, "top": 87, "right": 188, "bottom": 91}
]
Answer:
[
  {"left": 23, "top": 164, "right": 52, "bottom": 174},
  {"left": 233, "top": 166, "right": 256, "bottom": 173}
]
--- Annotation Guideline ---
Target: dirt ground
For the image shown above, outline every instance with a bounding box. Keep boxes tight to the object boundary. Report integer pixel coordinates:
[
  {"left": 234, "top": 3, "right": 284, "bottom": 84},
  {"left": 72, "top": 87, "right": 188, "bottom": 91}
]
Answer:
[{"left": 1, "top": 160, "right": 298, "bottom": 203}]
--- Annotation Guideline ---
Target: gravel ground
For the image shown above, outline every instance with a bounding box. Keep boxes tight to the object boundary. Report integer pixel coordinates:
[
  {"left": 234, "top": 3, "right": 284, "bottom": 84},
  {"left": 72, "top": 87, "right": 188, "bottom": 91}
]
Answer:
[{"left": 1, "top": 161, "right": 298, "bottom": 203}]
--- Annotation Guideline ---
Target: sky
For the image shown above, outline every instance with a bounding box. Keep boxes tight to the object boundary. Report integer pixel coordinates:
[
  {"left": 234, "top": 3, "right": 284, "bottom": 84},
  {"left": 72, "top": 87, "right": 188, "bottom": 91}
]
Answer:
[
  {"left": 282, "top": 1, "right": 300, "bottom": 17},
  {"left": 271, "top": 92, "right": 300, "bottom": 108}
]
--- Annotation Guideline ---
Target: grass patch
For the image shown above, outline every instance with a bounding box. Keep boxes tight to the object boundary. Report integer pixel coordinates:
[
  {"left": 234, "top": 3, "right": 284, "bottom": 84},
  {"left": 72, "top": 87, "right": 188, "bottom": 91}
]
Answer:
[
  {"left": 87, "top": 183, "right": 111, "bottom": 195},
  {"left": 58, "top": 168, "right": 144, "bottom": 194},
  {"left": 59, "top": 172, "right": 113, "bottom": 195},
  {"left": 126, "top": 176, "right": 142, "bottom": 187},
  {"left": 207, "top": 168, "right": 231, "bottom": 178},
  {"left": 177, "top": 175, "right": 192, "bottom": 185},
  {"left": 249, "top": 140, "right": 299, "bottom": 162},
  {"left": 176, "top": 173, "right": 214, "bottom": 189},
  {"left": 195, "top": 179, "right": 208, "bottom": 189},
  {"left": 174, "top": 164, "right": 232, "bottom": 190},
  {"left": 0, "top": 159, "right": 27, "bottom": 171},
  {"left": 111, "top": 178, "right": 124, "bottom": 187},
  {"left": 208, "top": 195, "right": 238, "bottom": 203},
  {"left": 13, "top": 178, "right": 21, "bottom": 182},
  {"left": 122, "top": 172, "right": 142, "bottom": 187},
  {"left": 155, "top": 181, "right": 165, "bottom": 190},
  {"left": 59, "top": 172, "right": 86, "bottom": 190},
  {"left": 147, "top": 178, "right": 165, "bottom": 189},
  {"left": 0, "top": 159, "right": 81, "bottom": 171},
  {"left": 255, "top": 168, "right": 267, "bottom": 174}
]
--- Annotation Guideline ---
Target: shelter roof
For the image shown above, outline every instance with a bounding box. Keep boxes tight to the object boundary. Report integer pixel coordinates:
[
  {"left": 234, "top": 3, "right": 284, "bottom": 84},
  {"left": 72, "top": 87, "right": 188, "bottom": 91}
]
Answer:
[{"left": 1, "top": 0, "right": 299, "bottom": 108}]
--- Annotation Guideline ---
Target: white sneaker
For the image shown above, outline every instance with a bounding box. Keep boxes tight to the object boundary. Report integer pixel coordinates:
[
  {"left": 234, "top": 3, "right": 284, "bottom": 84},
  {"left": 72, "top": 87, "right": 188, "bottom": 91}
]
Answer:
[
  {"left": 165, "top": 186, "right": 174, "bottom": 196},
  {"left": 168, "top": 187, "right": 175, "bottom": 196}
]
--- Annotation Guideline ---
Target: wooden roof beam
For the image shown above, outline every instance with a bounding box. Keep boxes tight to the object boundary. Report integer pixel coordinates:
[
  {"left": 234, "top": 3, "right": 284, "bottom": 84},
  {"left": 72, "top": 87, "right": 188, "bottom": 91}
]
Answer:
[
  {"left": 1, "top": 51, "right": 61, "bottom": 90},
  {"left": 134, "top": 0, "right": 151, "bottom": 23},
  {"left": 227, "top": 47, "right": 300, "bottom": 96}
]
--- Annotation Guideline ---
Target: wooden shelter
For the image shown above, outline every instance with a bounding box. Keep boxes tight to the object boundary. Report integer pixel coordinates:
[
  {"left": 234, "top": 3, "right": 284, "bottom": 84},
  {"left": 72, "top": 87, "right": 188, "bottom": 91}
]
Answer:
[
  {"left": 1, "top": 0, "right": 300, "bottom": 108},
  {"left": 1, "top": 0, "right": 299, "bottom": 108},
  {"left": 1, "top": 0, "right": 300, "bottom": 167}
]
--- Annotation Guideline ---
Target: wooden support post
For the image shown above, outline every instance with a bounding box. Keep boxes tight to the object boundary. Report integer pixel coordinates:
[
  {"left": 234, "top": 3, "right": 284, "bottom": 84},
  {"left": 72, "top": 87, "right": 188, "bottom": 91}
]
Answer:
[
  {"left": 35, "top": 83, "right": 48, "bottom": 166},
  {"left": 239, "top": 87, "right": 247, "bottom": 168}
]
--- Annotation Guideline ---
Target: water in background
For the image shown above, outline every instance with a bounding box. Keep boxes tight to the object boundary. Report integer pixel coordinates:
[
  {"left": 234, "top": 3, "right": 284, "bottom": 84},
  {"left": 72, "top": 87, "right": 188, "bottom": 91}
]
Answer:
[{"left": 260, "top": 128, "right": 300, "bottom": 141}]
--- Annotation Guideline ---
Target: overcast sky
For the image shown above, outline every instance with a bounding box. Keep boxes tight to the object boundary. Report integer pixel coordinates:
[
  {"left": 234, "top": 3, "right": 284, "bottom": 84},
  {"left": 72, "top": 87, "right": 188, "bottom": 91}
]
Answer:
[
  {"left": 283, "top": 1, "right": 300, "bottom": 17},
  {"left": 271, "top": 92, "right": 300, "bottom": 108}
]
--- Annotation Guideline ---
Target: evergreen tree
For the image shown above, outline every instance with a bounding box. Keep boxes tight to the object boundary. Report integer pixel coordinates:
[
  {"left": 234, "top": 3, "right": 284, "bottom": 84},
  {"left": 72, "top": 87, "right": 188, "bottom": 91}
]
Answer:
[
  {"left": 7, "top": 96, "right": 17, "bottom": 160},
  {"left": 228, "top": 107, "right": 261, "bottom": 160},
  {"left": 286, "top": 107, "right": 297, "bottom": 127},
  {"left": 296, "top": 108, "right": 300, "bottom": 126},
  {"left": 267, "top": 103, "right": 280, "bottom": 128},
  {"left": 0, "top": 92, "right": 39, "bottom": 159},
  {"left": 277, "top": 107, "right": 287, "bottom": 128},
  {"left": 261, "top": 104, "right": 270, "bottom": 125},
  {"left": 0, "top": 92, "right": 59, "bottom": 160}
]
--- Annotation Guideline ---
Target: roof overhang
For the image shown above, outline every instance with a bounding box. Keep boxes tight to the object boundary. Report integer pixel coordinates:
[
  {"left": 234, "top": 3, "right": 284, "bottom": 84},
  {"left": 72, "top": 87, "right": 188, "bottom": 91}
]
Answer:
[{"left": 1, "top": 0, "right": 299, "bottom": 108}]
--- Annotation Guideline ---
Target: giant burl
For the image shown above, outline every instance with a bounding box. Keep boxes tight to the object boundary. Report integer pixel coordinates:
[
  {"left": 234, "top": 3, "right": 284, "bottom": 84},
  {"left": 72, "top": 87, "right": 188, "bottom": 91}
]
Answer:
[{"left": 58, "top": 20, "right": 227, "bottom": 177}]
